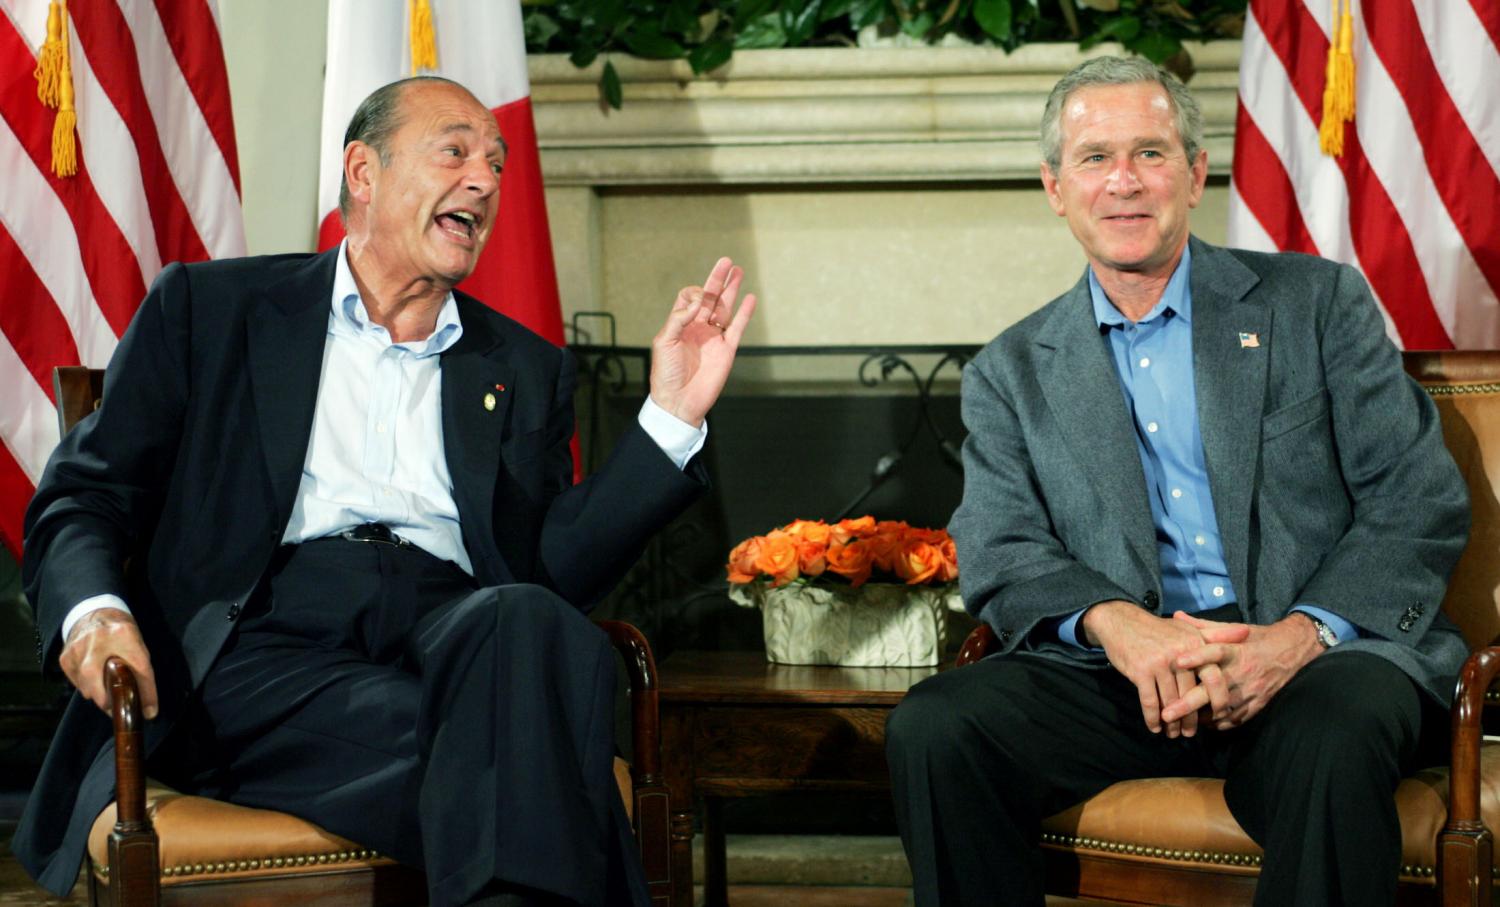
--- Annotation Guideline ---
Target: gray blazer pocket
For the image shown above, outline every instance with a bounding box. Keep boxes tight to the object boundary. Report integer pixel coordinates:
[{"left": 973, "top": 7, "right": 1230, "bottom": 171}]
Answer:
[{"left": 1263, "top": 388, "right": 1330, "bottom": 441}]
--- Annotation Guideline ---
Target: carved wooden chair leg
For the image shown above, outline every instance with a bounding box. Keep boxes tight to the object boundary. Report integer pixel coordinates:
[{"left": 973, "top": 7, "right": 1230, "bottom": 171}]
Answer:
[{"left": 599, "top": 620, "right": 673, "bottom": 907}]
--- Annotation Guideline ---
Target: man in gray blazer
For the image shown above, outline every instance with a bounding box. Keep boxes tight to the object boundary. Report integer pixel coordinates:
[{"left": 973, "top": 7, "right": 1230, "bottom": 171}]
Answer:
[{"left": 886, "top": 56, "right": 1469, "bottom": 906}]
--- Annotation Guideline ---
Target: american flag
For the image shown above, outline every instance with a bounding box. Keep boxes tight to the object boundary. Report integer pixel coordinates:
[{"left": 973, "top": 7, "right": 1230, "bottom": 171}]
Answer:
[
  {"left": 1227, "top": 0, "right": 1500, "bottom": 349},
  {"left": 0, "top": 0, "right": 244, "bottom": 557}
]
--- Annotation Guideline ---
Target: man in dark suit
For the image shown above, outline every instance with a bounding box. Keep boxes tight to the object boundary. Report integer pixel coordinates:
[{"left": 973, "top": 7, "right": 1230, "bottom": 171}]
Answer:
[
  {"left": 886, "top": 57, "right": 1468, "bottom": 906},
  {"left": 18, "top": 76, "right": 756, "bottom": 906}
]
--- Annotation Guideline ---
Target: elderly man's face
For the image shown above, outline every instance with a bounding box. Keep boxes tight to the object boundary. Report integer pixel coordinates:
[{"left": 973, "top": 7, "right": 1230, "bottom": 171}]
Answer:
[
  {"left": 357, "top": 82, "right": 505, "bottom": 287},
  {"left": 1040, "top": 82, "right": 1207, "bottom": 281}
]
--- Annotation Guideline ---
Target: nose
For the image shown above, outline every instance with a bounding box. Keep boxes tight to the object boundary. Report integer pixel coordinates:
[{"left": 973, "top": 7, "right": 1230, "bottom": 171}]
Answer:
[
  {"left": 1104, "top": 158, "right": 1142, "bottom": 195},
  {"left": 464, "top": 156, "right": 499, "bottom": 200}
]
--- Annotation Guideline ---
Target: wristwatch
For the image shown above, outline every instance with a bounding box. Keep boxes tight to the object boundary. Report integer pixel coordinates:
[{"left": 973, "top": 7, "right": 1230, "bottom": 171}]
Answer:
[{"left": 1307, "top": 615, "right": 1340, "bottom": 649}]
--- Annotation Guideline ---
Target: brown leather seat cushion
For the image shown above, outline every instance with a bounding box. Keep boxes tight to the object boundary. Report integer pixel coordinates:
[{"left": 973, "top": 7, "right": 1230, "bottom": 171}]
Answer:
[
  {"left": 89, "top": 757, "right": 636, "bottom": 885},
  {"left": 1039, "top": 741, "right": 1500, "bottom": 883}
]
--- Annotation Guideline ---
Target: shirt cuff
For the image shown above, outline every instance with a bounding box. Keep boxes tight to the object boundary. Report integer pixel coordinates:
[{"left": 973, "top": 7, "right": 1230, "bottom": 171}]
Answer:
[
  {"left": 1057, "top": 608, "right": 1091, "bottom": 649},
  {"left": 61, "top": 594, "right": 133, "bottom": 644},
  {"left": 637, "top": 397, "right": 707, "bottom": 470},
  {"left": 1291, "top": 604, "right": 1360, "bottom": 644}
]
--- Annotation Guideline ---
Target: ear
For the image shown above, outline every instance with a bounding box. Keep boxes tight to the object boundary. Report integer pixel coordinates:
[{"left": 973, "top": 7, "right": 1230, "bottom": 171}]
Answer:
[
  {"left": 1186, "top": 148, "right": 1208, "bottom": 209},
  {"left": 1040, "top": 162, "right": 1067, "bottom": 217},
  {"left": 344, "top": 141, "right": 379, "bottom": 210}
]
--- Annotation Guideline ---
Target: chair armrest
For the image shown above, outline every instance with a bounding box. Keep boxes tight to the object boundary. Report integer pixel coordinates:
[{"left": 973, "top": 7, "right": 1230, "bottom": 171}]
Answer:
[
  {"left": 104, "top": 656, "right": 160, "bottom": 906},
  {"left": 1447, "top": 647, "right": 1500, "bottom": 829},
  {"left": 955, "top": 623, "right": 999, "bottom": 667},
  {"left": 596, "top": 621, "right": 661, "bottom": 781}
]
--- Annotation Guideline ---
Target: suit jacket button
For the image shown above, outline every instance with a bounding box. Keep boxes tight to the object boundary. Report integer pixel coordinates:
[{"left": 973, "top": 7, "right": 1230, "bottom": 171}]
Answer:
[
  {"left": 999, "top": 629, "right": 1013, "bottom": 645},
  {"left": 227, "top": 603, "right": 241, "bottom": 621},
  {"left": 1143, "top": 591, "right": 1160, "bottom": 610}
]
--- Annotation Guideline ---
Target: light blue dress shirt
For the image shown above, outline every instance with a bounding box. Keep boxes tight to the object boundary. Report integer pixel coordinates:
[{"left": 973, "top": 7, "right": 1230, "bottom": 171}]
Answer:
[
  {"left": 1057, "top": 246, "right": 1358, "bottom": 647},
  {"left": 61, "top": 243, "right": 706, "bottom": 638}
]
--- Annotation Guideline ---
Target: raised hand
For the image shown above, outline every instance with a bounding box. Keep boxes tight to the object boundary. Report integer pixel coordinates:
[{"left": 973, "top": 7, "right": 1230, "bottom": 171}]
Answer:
[
  {"left": 649, "top": 257, "right": 757, "bottom": 427},
  {"left": 60, "top": 607, "right": 159, "bottom": 720}
]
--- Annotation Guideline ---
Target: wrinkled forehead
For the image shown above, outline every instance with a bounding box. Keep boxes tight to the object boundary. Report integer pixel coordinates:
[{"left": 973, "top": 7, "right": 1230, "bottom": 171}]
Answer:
[
  {"left": 401, "top": 83, "right": 505, "bottom": 149},
  {"left": 1059, "top": 82, "right": 1179, "bottom": 146}
]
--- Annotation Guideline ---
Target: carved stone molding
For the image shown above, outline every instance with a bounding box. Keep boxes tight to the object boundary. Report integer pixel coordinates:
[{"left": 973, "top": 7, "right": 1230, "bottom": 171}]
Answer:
[{"left": 528, "top": 41, "right": 1241, "bottom": 186}]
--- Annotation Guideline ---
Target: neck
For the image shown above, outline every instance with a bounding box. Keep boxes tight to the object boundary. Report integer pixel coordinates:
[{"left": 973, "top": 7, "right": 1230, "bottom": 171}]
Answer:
[
  {"left": 345, "top": 237, "right": 449, "bottom": 343},
  {"left": 1092, "top": 241, "right": 1187, "bottom": 323}
]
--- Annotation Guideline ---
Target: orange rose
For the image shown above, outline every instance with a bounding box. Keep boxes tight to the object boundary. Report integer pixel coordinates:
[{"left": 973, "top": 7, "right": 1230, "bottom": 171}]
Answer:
[
  {"left": 726, "top": 536, "right": 763, "bottom": 583},
  {"left": 894, "top": 539, "right": 942, "bottom": 585},
  {"left": 796, "top": 539, "right": 828, "bottom": 577},
  {"left": 831, "top": 515, "right": 876, "bottom": 545},
  {"left": 863, "top": 525, "right": 907, "bottom": 573},
  {"left": 754, "top": 532, "right": 801, "bottom": 586},
  {"left": 935, "top": 536, "right": 959, "bottom": 582},
  {"left": 783, "top": 519, "right": 832, "bottom": 545},
  {"left": 825, "top": 541, "right": 875, "bottom": 588}
]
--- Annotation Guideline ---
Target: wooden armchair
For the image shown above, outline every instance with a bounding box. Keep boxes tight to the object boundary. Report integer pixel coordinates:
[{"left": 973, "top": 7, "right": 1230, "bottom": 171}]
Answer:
[
  {"left": 955, "top": 350, "right": 1500, "bottom": 906},
  {"left": 51, "top": 366, "right": 675, "bottom": 907}
]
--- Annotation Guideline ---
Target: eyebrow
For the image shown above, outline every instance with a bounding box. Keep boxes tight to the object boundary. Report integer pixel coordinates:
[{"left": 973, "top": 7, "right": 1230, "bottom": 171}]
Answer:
[{"left": 434, "top": 121, "right": 505, "bottom": 154}]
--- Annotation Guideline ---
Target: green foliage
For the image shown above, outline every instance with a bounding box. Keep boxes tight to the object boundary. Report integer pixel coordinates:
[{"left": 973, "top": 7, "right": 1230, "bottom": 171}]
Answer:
[{"left": 522, "top": 0, "right": 1246, "bottom": 108}]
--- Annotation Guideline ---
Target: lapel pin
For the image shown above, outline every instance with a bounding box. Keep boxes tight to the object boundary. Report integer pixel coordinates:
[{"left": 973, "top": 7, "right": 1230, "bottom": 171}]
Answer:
[
  {"left": 494, "top": 383, "right": 506, "bottom": 392},
  {"left": 1238, "top": 331, "right": 1260, "bottom": 349},
  {"left": 483, "top": 392, "right": 497, "bottom": 411}
]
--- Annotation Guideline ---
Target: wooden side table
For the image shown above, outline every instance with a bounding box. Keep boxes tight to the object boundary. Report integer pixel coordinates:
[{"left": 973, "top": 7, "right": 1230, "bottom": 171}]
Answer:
[{"left": 658, "top": 651, "right": 946, "bottom": 907}]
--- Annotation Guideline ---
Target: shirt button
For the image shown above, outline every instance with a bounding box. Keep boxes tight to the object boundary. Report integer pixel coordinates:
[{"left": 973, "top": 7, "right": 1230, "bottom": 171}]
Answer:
[
  {"left": 1171, "top": 488, "right": 1183, "bottom": 499},
  {"left": 1139, "top": 357, "right": 1151, "bottom": 368},
  {"left": 1213, "top": 586, "right": 1225, "bottom": 597},
  {"left": 376, "top": 422, "right": 388, "bottom": 434},
  {"left": 1147, "top": 422, "right": 1159, "bottom": 433},
  {"left": 1195, "top": 534, "right": 1206, "bottom": 546}
]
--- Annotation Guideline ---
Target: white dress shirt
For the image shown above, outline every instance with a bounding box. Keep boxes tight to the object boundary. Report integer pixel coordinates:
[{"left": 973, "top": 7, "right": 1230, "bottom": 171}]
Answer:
[{"left": 62, "top": 243, "right": 706, "bottom": 640}]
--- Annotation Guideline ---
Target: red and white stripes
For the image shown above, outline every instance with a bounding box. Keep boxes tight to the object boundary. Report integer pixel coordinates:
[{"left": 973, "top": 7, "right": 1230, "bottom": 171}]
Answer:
[
  {"left": 0, "top": 0, "right": 243, "bottom": 556},
  {"left": 1228, "top": 0, "right": 1500, "bottom": 349}
]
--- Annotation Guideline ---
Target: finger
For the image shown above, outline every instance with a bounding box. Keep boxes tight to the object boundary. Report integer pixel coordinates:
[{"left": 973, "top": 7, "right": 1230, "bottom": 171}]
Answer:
[
  {"left": 706, "top": 266, "right": 743, "bottom": 327},
  {"left": 138, "top": 664, "right": 160, "bottom": 720},
  {"left": 660, "top": 287, "right": 706, "bottom": 342},
  {"left": 1135, "top": 679, "right": 1162, "bottom": 734},
  {"left": 1198, "top": 623, "right": 1252, "bottom": 645},
  {"left": 701, "top": 257, "right": 734, "bottom": 299},
  {"left": 1172, "top": 610, "right": 1211, "bottom": 627},
  {"left": 1160, "top": 682, "right": 1212, "bottom": 724},
  {"left": 722, "top": 292, "right": 757, "bottom": 345},
  {"left": 1154, "top": 668, "right": 1181, "bottom": 738},
  {"left": 1175, "top": 670, "right": 1199, "bottom": 736},
  {"left": 1175, "top": 643, "right": 1228, "bottom": 670}
]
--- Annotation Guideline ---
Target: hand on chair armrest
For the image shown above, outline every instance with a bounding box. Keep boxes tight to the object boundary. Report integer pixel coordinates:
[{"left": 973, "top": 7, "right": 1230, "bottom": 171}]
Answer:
[{"left": 63, "top": 608, "right": 158, "bottom": 719}]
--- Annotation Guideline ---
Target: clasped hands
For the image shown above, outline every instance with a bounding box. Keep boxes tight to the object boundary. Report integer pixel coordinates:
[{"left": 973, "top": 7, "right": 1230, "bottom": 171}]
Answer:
[{"left": 1081, "top": 602, "right": 1324, "bottom": 738}]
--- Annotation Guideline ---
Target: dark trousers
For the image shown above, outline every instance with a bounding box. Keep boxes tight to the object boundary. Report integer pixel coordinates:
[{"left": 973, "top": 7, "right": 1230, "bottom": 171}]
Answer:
[
  {"left": 886, "top": 649, "right": 1440, "bottom": 907},
  {"left": 156, "top": 538, "right": 647, "bottom": 907}
]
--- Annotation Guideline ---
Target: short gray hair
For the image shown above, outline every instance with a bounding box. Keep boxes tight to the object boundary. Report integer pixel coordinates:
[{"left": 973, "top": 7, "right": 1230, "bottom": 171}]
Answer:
[
  {"left": 1039, "top": 56, "right": 1202, "bottom": 174},
  {"left": 337, "top": 75, "right": 484, "bottom": 219}
]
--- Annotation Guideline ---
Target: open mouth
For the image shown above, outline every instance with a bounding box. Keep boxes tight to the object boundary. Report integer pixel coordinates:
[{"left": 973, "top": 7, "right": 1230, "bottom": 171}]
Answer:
[{"left": 435, "top": 209, "right": 480, "bottom": 241}]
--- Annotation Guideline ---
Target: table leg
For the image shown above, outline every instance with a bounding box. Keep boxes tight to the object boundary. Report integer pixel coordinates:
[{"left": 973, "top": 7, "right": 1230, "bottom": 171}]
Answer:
[
  {"left": 662, "top": 709, "right": 696, "bottom": 907},
  {"left": 703, "top": 797, "right": 727, "bottom": 907}
]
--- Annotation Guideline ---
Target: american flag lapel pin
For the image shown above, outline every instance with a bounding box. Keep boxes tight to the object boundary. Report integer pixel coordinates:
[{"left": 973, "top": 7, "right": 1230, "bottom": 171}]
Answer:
[{"left": 1238, "top": 332, "right": 1260, "bottom": 349}]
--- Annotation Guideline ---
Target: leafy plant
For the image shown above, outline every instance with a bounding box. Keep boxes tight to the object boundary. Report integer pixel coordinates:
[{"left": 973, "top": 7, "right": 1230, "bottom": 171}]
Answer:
[{"left": 522, "top": 0, "right": 1246, "bottom": 108}]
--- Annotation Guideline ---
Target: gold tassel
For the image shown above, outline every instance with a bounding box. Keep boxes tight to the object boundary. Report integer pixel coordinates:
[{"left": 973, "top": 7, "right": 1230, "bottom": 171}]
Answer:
[
  {"left": 410, "top": 0, "right": 437, "bottom": 74},
  {"left": 34, "top": 0, "right": 77, "bottom": 177},
  {"left": 1319, "top": 0, "right": 1357, "bottom": 158},
  {"left": 33, "top": 0, "right": 64, "bottom": 107}
]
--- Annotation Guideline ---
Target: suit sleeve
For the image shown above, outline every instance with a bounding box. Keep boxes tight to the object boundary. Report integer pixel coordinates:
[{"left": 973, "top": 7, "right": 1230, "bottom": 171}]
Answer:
[
  {"left": 529, "top": 351, "right": 706, "bottom": 611},
  {"left": 22, "top": 263, "right": 192, "bottom": 670},
  {"left": 1289, "top": 263, "right": 1468, "bottom": 639},
  {"left": 950, "top": 357, "right": 1136, "bottom": 651}
]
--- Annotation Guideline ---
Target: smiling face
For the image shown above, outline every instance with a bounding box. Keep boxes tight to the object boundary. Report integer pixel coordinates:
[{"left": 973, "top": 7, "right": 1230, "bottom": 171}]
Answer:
[
  {"left": 343, "top": 81, "right": 505, "bottom": 290},
  {"left": 1040, "top": 81, "right": 1207, "bottom": 283}
]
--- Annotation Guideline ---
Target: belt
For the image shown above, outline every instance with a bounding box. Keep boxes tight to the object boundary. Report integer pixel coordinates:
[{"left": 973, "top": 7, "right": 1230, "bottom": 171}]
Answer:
[{"left": 339, "top": 522, "right": 412, "bottom": 548}]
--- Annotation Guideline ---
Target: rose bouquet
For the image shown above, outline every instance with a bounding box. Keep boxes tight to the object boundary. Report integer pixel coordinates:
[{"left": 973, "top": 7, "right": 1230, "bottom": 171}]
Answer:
[{"left": 726, "top": 516, "right": 958, "bottom": 589}]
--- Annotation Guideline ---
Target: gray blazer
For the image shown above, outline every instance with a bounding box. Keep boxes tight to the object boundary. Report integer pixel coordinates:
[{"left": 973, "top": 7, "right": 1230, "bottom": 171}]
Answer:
[{"left": 950, "top": 237, "right": 1470, "bottom": 704}]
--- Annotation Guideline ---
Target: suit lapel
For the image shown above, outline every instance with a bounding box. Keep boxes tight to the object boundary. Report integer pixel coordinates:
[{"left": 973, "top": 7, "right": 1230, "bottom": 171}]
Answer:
[
  {"left": 1188, "top": 238, "right": 1267, "bottom": 599},
  {"left": 247, "top": 249, "right": 339, "bottom": 530},
  {"left": 441, "top": 297, "right": 514, "bottom": 583},
  {"left": 1037, "top": 275, "right": 1159, "bottom": 580}
]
